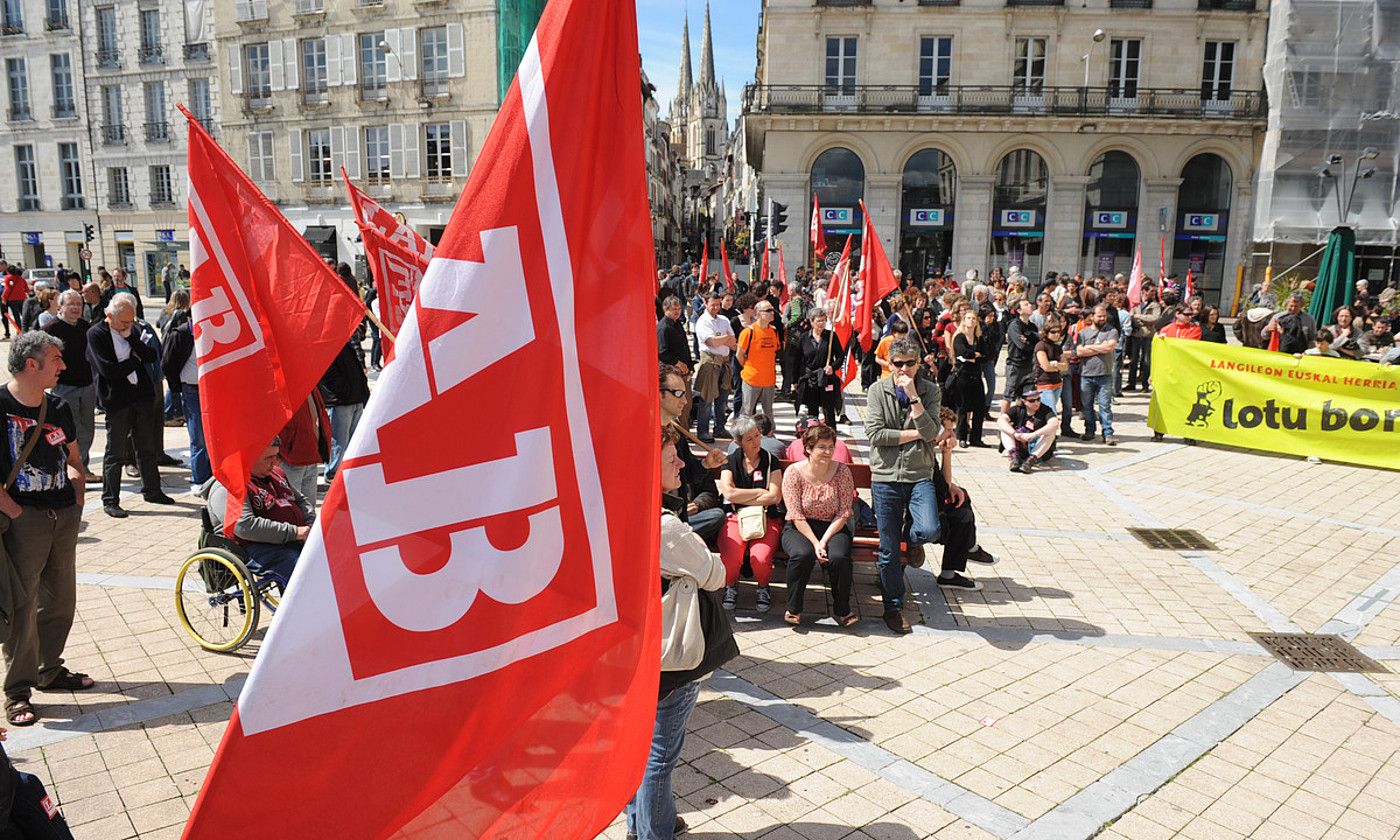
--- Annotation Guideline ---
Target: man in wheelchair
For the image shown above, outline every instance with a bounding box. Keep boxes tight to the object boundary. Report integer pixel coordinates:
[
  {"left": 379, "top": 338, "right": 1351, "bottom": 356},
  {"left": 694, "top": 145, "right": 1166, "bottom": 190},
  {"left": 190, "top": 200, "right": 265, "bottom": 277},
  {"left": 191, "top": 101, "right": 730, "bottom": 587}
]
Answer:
[{"left": 200, "top": 436, "right": 314, "bottom": 587}]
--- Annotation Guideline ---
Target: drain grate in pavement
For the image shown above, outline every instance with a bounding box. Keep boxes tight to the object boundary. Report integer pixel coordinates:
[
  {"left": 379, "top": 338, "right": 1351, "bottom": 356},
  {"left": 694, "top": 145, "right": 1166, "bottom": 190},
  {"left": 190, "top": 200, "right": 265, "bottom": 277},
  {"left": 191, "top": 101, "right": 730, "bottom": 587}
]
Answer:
[
  {"left": 1249, "top": 633, "right": 1388, "bottom": 673},
  {"left": 1126, "top": 528, "right": 1218, "bottom": 552}
]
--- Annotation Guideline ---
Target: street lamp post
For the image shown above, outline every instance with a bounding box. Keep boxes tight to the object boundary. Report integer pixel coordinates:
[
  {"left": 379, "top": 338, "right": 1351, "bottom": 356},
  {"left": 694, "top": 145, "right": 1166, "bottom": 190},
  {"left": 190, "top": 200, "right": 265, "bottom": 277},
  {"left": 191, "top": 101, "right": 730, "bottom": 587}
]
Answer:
[
  {"left": 1082, "top": 29, "right": 1106, "bottom": 91},
  {"left": 1320, "top": 147, "right": 1380, "bottom": 225}
]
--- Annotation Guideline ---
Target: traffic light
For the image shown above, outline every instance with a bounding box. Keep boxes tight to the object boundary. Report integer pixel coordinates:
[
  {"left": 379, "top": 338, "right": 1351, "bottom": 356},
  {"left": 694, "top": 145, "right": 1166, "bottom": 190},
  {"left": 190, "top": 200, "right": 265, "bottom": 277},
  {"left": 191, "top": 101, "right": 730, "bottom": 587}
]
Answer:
[
  {"left": 83, "top": 223, "right": 94, "bottom": 243},
  {"left": 771, "top": 201, "right": 789, "bottom": 236}
]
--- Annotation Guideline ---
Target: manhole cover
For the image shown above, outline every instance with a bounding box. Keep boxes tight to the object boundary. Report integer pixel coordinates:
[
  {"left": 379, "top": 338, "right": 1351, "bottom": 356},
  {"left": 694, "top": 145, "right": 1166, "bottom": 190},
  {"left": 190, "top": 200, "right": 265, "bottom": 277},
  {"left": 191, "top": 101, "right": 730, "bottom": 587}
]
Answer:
[
  {"left": 1250, "top": 633, "right": 1388, "bottom": 674},
  {"left": 1126, "top": 528, "right": 1218, "bottom": 551}
]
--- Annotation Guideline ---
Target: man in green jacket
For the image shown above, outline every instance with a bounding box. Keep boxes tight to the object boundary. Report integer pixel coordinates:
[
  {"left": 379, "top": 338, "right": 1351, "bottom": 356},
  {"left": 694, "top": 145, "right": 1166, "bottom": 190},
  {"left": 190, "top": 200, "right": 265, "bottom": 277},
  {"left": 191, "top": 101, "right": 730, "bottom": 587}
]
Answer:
[{"left": 864, "top": 337, "right": 943, "bottom": 634}]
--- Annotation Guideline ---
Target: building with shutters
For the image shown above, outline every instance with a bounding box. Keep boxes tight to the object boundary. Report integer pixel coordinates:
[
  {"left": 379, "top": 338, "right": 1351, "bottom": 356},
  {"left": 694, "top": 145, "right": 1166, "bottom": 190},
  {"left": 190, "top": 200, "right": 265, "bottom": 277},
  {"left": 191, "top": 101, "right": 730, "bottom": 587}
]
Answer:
[
  {"left": 214, "top": 0, "right": 501, "bottom": 269},
  {"left": 745, "top": 0, "right": 1271, "bottom": 309},
  {"left": 0, "top": 0, "right": 216, "bottom": 294}
]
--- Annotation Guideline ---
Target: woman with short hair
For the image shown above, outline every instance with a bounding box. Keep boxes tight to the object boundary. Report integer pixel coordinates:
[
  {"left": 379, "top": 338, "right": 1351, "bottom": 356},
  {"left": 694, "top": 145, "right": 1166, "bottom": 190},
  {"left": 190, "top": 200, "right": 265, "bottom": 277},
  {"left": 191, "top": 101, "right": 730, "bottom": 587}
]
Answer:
[
  {"left": 780, "top": 423, "right": 856, "bottom": 627},
  {"left": 717, "top": 415, "right": 783, "bottom": 613},
  {"left": 795, "top": 306, "right": 843, "bottom": 427}
]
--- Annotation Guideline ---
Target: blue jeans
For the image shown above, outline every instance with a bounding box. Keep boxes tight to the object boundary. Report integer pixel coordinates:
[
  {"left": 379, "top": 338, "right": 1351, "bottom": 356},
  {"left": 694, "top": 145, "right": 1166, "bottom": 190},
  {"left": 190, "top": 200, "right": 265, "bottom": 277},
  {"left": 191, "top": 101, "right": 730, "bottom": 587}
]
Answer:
[
  {"left": 625, "top": 680, "right": 702, "bottom": 840},
  {"left": 870, "top": 479, "right": 940, "bottom": 613},
  {"left": 326, "top": 402, "right": 365, "bottom": 479},
  {"left": 51, "top": 383, "right": 96, "bottom": 469},
  {"left": 981, "top": 360, "right": 997, "bottom": 411},
  {"left": 1081, "top": 374, "right": 1114, "bottom": 438},
  {"left": 164, "top": 387, "right": 184, "bottom": 421},
  {"left": 182, "top": 384, "right": 211, "bottom": 485},
  {"left": 243, "top": 541, "right": 301, "bottom": 589},
  {"left": 695, "top": 391, "right": 729, "bottom": 440},
  {"left": 687, "top": 506, "right": 725, "bottom": 547},
  {"left": 1040, "top": 385, "right": 1062, "bottom": 415}
]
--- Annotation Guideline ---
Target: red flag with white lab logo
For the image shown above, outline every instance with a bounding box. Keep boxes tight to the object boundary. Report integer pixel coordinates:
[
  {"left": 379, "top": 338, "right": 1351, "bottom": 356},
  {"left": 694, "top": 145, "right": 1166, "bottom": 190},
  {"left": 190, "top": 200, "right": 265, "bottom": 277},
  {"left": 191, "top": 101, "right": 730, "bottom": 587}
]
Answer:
[
  {"left": 811, "top": 193, "right": 826, "bottom": 260},
  {"left": 855, "top": 201, "right": 898, "bottom": 352},
  {"left": 181, "top": 0, "right": 660, "bottom": 837},
  {"left": 343, "top": 168, "right": 435, "bottom": 363},
  {"left": 829, "top": 238, "right": 855, "bottom": 349},
  {"left": 181, "top": 106, "right": 366, "bottom": 536}
]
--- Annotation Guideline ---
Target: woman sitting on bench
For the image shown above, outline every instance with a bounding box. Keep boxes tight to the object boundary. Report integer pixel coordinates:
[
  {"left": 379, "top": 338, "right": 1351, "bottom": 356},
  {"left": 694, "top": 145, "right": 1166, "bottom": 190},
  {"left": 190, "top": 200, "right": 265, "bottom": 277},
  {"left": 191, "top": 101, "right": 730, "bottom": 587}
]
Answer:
[{"left": 780, "top": 423, "right": 857, "bottom": 628}]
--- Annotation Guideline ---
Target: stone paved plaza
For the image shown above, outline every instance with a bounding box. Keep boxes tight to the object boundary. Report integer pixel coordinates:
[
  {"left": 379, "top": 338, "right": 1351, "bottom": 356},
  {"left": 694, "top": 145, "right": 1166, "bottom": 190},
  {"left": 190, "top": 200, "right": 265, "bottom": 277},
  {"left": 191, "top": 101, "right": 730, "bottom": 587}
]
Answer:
[{"left": 3, "top": 351, "right": 1399, "bottom": 840}]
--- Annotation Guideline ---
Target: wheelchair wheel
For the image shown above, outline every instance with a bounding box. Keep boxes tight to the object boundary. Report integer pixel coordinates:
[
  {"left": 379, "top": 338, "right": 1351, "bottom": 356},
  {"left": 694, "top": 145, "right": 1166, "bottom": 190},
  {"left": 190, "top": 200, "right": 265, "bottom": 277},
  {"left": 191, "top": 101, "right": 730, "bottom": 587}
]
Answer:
[{"left": 175, "top": 548, "right": 260, "bottom": 652}]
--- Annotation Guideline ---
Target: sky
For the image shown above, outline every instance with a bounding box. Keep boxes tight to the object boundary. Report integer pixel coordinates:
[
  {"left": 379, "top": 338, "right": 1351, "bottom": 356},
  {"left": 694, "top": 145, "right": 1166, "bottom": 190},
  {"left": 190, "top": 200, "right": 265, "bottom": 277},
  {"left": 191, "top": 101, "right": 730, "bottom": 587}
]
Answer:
[{"left": 636, "top": 0, "right": 758, "bottom": 127}]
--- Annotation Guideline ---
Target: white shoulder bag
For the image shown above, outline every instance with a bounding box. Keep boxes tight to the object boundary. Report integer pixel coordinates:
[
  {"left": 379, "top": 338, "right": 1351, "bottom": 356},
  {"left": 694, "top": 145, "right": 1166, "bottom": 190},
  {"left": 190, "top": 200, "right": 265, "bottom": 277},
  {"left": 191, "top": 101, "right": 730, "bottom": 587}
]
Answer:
[{"left": 660, "top": 575, "right": 704, "bottom": 671}]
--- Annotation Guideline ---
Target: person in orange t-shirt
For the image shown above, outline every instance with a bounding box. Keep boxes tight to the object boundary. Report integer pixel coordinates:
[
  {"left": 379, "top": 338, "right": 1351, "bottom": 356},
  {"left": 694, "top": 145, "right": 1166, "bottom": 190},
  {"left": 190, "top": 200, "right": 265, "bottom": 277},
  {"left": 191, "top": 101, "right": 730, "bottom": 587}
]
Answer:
[
  {"left": 737, "top": 300, "right": 780, "bottom": 419},
  {"left": 1159, "top": 305, "right": 1202, "bottom": 341},
  {"left": 874, "top": 321, "right": 909, "bottom": 378}
]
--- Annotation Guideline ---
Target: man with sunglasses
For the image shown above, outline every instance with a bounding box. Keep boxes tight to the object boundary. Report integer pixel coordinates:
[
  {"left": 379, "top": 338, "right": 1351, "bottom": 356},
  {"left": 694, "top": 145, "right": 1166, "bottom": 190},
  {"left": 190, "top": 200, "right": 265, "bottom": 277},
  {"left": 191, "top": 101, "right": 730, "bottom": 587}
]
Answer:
[
  {"left": 864, "top": 337, "right": 943, "bottom": 634},
  {"left": 736, "top": 300, "right": 780, "bottom": 420},
  {"left": 997, "top": 386, "right": 1059, "bottom": 473}
]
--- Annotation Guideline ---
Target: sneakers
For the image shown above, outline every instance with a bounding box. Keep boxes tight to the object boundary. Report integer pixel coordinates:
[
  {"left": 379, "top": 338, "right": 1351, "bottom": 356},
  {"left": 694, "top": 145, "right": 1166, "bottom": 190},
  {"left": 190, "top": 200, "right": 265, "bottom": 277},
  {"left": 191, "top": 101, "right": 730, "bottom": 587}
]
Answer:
[
  {"left": 1008, "top": 456, "right": 1023, "bottom": 472},
  {"left": 938, "top": 573, "right": 983, "bottom": 591},
  {"left": 969, "top": 546, "right": 999, "bottom": 565},
  {"left": 883, "top": 610, "right": 910, "bottom": 634},
  {"left": 1104, "top": 435, "right": 1119, "bottom": 446},
  {"left": 1019, "top": 456, "right": 1038, "bottom": 474},
  {"left": 103, "top": 504, "right": 128, "bottom": 519},
  {"left": 755, "top": 586, "right": 771, "bottom": 613},
  {"left": 721, "top": 586, "right": 737, "bottom": 611},
  {"left": 904, "top": 544, "right": 925, "bottom": 569},
  {"left": 144, "top": 492, "right": 177, "bottom": 505}
]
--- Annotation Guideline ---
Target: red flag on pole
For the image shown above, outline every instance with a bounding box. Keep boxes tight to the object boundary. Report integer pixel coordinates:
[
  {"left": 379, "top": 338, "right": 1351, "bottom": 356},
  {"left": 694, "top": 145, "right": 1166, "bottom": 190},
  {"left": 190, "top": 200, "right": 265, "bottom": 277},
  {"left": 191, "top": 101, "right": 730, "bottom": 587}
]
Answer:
[
  {"left": 758, "top": 239, "right": 770, "bottom": 288},
  {"left": 1185, "top": 268, "right": 1196, "bottom": 301},
  {"left": 1159, "top": 235, "right": 1167, "bottom": 286},
  {"left": 811, "top": 193, "right": 826, "bottom": 261},
  {"left": 181, "top": 0, "right": 660, "bottom": 836},
  {"left": 1126, "top": 245, "right": 1144, "bottom": 309},
  {"left": 855, "top": 201, "right": 898, "bottom": 352},
  {"left": 181, "top": 107, "right": 365, "bottom": 537},
  {"left": 826, "top": 235, "right": 853, "bottom": 303},
  {"left": 777, "top": 242, "right": 789, "bottom": 307},
  {"left": 699, "top": 240, "right": 709, "bottom": 290},
  {"left": 720, "top": 239, "right": 734, "bottom": 291},
  {"left": 830, "top": 239, "right": 855, "bottom": 349},
  {"left": 343, "top": 168, "right": 434, "bottom": 363}
]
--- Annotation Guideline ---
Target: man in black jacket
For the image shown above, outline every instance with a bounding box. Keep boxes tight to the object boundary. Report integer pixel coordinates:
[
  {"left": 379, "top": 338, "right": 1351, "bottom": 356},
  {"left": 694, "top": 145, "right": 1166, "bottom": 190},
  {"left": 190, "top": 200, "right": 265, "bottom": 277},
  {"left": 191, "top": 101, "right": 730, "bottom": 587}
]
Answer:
[
  {"left": 85, "top": 293, "right": 174, "bottom": 517},
  {"left": 1000, "top": 299, "right": 1039, "bottom": 416},
  {"left": 319, "top": 339, "right": 370, "bottom": 482},
  {"left": 656, "top": 296, "right": 692, "bottom": 376}
]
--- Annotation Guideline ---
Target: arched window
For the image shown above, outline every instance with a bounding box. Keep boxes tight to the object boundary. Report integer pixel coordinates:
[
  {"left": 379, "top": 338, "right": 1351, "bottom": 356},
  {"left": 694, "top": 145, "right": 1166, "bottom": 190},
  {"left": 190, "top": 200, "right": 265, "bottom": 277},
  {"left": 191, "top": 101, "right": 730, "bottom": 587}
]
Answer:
[
  {"left": 1172, "top": 153, "right": 1233, "bottom": 303},
  {"left": 990, "top": 149, "right": 1048, "bottom": 279},
  {"left": 899, "top": 149, "right": 957, "bottom": 279},
  {"left": 810, "top": 147, "right": 865, "bottom": 262},
  {"left": 1081, "top": 151, "right": 1141, "bottom": 276}
]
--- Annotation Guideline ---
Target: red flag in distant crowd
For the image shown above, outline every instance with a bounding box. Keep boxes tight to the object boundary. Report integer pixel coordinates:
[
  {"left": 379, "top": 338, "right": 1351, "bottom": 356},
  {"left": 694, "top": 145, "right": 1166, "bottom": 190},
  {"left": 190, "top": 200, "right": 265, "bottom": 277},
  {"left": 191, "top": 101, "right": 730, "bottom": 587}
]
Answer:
[
  {"left": 699, "top": 240, "right": 709, "bottom": 289},
  {"left": 829, "top": 237, "right": 855, "bottom": 349},
  {"left": 826, "top": 235, "right": 852, "bottom": 304},
  {"left": 182, "top": 0, "right": 660, "bottom": 836},
  {"left": 343, "top": 168, "right": 435, "bottom": 363},
  {"left": 1127, "top": 245, "right": 1144, "bottom": 309},
  {"left": 777, "top": 242, "right": 789, "bottom": 306},
  {"left": 1159, "top": 235, "right": 1167, "bottom": 287},
  {"left": 855, "top": 200, "right": 899, "bottom": 352},
  {"left": 720, "top": 239, "right": 734, "bottom": 291},
  {"left": 758, "top": 240, "right": 770, "bottom": 288},
  {"left": 181, "top": 107, "right": 365, "bottom": 536},
  {"left": 811, "top": 193, "right": 826, "bottom": 260},
  {"left": 1185, "top": 268, "right": 1196, "bottom": 301}
]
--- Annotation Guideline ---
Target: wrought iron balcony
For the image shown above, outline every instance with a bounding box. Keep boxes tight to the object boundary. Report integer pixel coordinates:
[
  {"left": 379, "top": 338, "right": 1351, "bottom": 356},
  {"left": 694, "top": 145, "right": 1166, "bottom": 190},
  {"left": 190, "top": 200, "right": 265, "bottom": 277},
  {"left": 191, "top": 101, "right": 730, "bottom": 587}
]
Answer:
[
  {"left": 1198, "top": 0, "right": 1256, "bottom": 9},
  {"left": 419, "top": 76, "right": 450, "bottom": 99},
  {"left": 96, "top": 48, "right": 119, "bottom": 68},
  {"left": 7, "top": 105, "right": 31, "bottom": 121},
  {"left": 102, "top": 123, "right": 127, "bottom": 144},
  {"left": 1, "top": 21, "right": 23, "bottom": 35},
  {"left": 1110, "top": 0, "right": 1153, "bottom": 7},
  {"left": 301, "top": 85, "right": 330, "bottom": 106},
  {"left": 183, "top": 42, "right": 210, "bottom": 61},
  {"left": 814, "top": 0, "right": 871, "bottom": 5},
  {"left": 61, "top": 195, "right": 85, "bottom": 210},
  {"left": 52, "top": 103, "right": 77, "bottom": 119},
  {"left": 742, "top": 84, "right": 1267, "bottom": 121},
  {"left": 234, "top": 1, "right": 267, "bottom": 22},
  {"left": 139, "top": 45, "right": 164, "bottom": 65},
  {"left": 44, "top": 15, "right": 69, "bottom": 30},
  {"left": 294, "top": 0, "right": 324, "bottom": 13},
  {"left": 1007, "top": 0, "right": 1063, "bottom": 5},
  {"left": 145, "top": 121, "right": 170, "bottom": 142}
]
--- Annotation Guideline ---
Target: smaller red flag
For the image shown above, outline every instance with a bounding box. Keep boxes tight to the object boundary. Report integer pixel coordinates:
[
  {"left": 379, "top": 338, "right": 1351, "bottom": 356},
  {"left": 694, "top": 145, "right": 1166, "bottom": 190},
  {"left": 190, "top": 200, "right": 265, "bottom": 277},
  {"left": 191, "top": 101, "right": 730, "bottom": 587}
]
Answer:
[
  {"left": 777, "top": 243, "right": 789, "bottom": 307},
  {"left": 1126, "top": 246, "right": 1144, "bottom": 309},
  {"left": 1185, "top": 268, "right": 1196, "bottom": 301},
  {"left": 811, "top": 193, "right": 826, "bottom": 261},
  {"left": 343, "top": 168, "right": 433, "bottom": 364},
  {"left": 826, "top": 235, "right": 853, "bottom": 303},
  {"left": 699, "top": 240, "right": 709, "bottom": 290},
  {"left": 759, "top": 241, "right": 770, "bottom": 289},
  {"left": 1159, "top": 235, "right": 1167, "bottom": 285},
  {"left": 829, "top": 238, "right": 855, "bottom": 349},
  {"left": 720, "top": 240, "right": 734, "bottom": 291}
]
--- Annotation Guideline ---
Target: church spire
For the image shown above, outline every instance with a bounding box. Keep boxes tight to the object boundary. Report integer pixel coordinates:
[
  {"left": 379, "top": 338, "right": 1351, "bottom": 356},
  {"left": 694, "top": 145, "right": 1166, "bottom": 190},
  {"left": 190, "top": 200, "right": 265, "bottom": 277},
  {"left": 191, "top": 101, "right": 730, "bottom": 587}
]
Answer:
[
  {"left": 699, "top": 0, "right": 717, "bottom": 96},
  {"left": 676, "top": 10, "right": 693, "bottom": 106}
]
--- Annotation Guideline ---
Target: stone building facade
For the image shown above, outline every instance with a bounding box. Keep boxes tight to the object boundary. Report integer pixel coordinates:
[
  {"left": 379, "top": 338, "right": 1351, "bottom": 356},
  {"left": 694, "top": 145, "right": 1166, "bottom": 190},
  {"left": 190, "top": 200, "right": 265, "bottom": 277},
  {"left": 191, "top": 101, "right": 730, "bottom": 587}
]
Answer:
[{"left": 745, "top": 0, "right": 1270, "bottom": 307}]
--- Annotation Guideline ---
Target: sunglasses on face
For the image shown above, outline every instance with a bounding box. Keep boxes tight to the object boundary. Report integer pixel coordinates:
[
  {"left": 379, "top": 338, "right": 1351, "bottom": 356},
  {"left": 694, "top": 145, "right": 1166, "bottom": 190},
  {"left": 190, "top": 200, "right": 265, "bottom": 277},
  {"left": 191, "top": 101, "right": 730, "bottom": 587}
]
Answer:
[
  {"left": 661, "top": 388, "right": 687, "bottom": 398},
  {"left": 891, "top": 359, "right": 919, "bottom": 369},
  {"left": 1023, "top": 396, "right": 1041, "bottom": 403}
]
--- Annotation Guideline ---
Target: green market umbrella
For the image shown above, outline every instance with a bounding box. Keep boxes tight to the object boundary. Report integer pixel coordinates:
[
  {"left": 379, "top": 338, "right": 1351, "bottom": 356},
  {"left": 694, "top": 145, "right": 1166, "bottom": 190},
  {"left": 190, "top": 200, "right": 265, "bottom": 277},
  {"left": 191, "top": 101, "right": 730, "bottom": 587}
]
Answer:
[{"left": 1308, "top": 226, "right": 1356, "bottom": 323}]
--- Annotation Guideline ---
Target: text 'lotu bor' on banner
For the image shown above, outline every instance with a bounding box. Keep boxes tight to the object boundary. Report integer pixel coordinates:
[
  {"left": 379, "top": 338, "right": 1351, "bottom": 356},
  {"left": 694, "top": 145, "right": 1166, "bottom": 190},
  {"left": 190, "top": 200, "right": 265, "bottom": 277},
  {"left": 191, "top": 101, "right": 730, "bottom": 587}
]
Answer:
[{"left": 1147, "top": 336, "right": 1400, "bottom": 471}]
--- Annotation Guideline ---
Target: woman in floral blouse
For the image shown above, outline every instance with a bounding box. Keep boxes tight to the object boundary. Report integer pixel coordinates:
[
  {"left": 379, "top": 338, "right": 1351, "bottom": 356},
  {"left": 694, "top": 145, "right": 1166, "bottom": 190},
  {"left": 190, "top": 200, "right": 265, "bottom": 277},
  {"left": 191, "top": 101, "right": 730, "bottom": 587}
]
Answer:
[{"left": 779, "top": 423, "right": 856, "bottom": 628}]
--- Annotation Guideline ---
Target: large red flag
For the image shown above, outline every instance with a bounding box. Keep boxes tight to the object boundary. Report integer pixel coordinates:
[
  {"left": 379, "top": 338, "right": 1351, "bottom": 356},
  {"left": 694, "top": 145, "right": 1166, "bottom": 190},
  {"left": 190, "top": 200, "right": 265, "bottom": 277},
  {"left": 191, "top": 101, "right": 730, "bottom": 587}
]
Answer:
[
  {"left": 855, "top": 201, "right": 898, "bottom": 352},
  {"left": 343, "top": 168, "right": 435, "bottom": 363},
  {"left": 699, "top": 240, "right": 709, "bottom": 289},
  {"left": 720, "top": 239, "right": 734, "bottom": 291},
  {"left": 1126, "top": 245, "right": 1144, "bottom": 309},
  {"left": 181, "top": 0, "right": 659, "bottom": 836},
  {"left": 826, "top": 235, "right": 853, "bottom": 303},
  {"left": 811, "top": 193, "right": 826, "bottom": 260},
  {"left": 182, "top": 107, "right": 365, "bottom": 536},
  {"left": 829, "top": 239, "right": 855, "bottom": 348}
]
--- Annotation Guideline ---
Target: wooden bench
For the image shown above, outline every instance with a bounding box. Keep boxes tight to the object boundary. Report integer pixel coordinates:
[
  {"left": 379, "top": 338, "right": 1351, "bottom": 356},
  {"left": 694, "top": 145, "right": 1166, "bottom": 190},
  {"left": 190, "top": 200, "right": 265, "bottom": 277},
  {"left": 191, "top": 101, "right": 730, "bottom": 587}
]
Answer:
[{"left": 708, "top": 459, "right": 883, "bottom": 564}]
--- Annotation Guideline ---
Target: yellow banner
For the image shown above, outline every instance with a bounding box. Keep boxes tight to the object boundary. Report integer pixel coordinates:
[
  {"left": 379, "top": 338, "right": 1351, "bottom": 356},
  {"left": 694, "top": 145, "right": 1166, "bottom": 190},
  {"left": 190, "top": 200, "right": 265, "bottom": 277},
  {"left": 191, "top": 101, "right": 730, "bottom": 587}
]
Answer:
[{"left": 1147, "top": 336, "right": 1400, "bottom": 470}]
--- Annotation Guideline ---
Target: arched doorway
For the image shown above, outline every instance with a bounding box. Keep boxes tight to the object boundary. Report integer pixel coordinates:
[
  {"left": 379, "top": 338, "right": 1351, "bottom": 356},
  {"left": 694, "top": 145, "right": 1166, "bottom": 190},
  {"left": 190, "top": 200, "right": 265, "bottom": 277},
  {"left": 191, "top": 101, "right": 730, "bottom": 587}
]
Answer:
[
  {"left": 990, "top": 149, "right": 1048, "bottom": 280},
  {"left": 810, "top": 147, "right": 864, "bottom": 266},
  {"left": 1173, "top": 153, "right": 1232, "bottom": 302},
  {"left": 899, "top": 149, "right": 957, "bottom": 281},
  {"left": 1081, "top": 151, "right": 1141, "bottom": 278}
]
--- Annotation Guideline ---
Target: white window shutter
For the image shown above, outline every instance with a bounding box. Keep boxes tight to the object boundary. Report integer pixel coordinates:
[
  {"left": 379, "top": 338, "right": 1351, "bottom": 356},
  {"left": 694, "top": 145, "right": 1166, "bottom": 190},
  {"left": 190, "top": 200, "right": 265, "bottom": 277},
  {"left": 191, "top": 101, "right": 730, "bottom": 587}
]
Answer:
[
  {"left": 341, "top": 33, "right": 357, "bottom": 86},
  {"left": 252, "top": 0, "right": 267, "bottom": 17},
  {"left": 384, "top": 30, "right": 402, "bottom": 82},
  {"left": 284, "top": 38, "right": 299, "bottom": 90},
  {"left": 403, "top": 123, "right": 420, "bottom": 178},
  {"left": 326, "top": 35, "right": 341, "bottom": 87},
  {"left": 330, "top": 126, "right": 345, "bottom": 177},
  {"left": 344, "top": 127, "right": 361, "bottom": 179},
  {"left": 389, "top": 123, "right": 405, "bottom": 177},
  {"left": 269, "top": 40, "right": 284, "bottom": 91},
  {"left": 449, "top": 120, "right": 467, "bottom": 177},
  {"left": 290, "top": 129, "right": 304, "bottom": 182},
  {"left": 401, "top": 28, "right": 418, "bottom": 81},
  {"left": 230, "top": 49, "right": 243, "bottom": 95},
  {"left": 447, "top": 23, "right": 465, "bottom": 78}
]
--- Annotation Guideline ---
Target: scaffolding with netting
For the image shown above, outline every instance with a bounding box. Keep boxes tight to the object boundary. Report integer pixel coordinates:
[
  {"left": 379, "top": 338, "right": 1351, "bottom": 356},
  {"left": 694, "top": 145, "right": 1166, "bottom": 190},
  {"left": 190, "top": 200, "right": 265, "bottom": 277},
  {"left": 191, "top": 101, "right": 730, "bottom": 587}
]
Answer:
[{"left": 497, "top": 0, "right": 548, "bottom": 102}]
